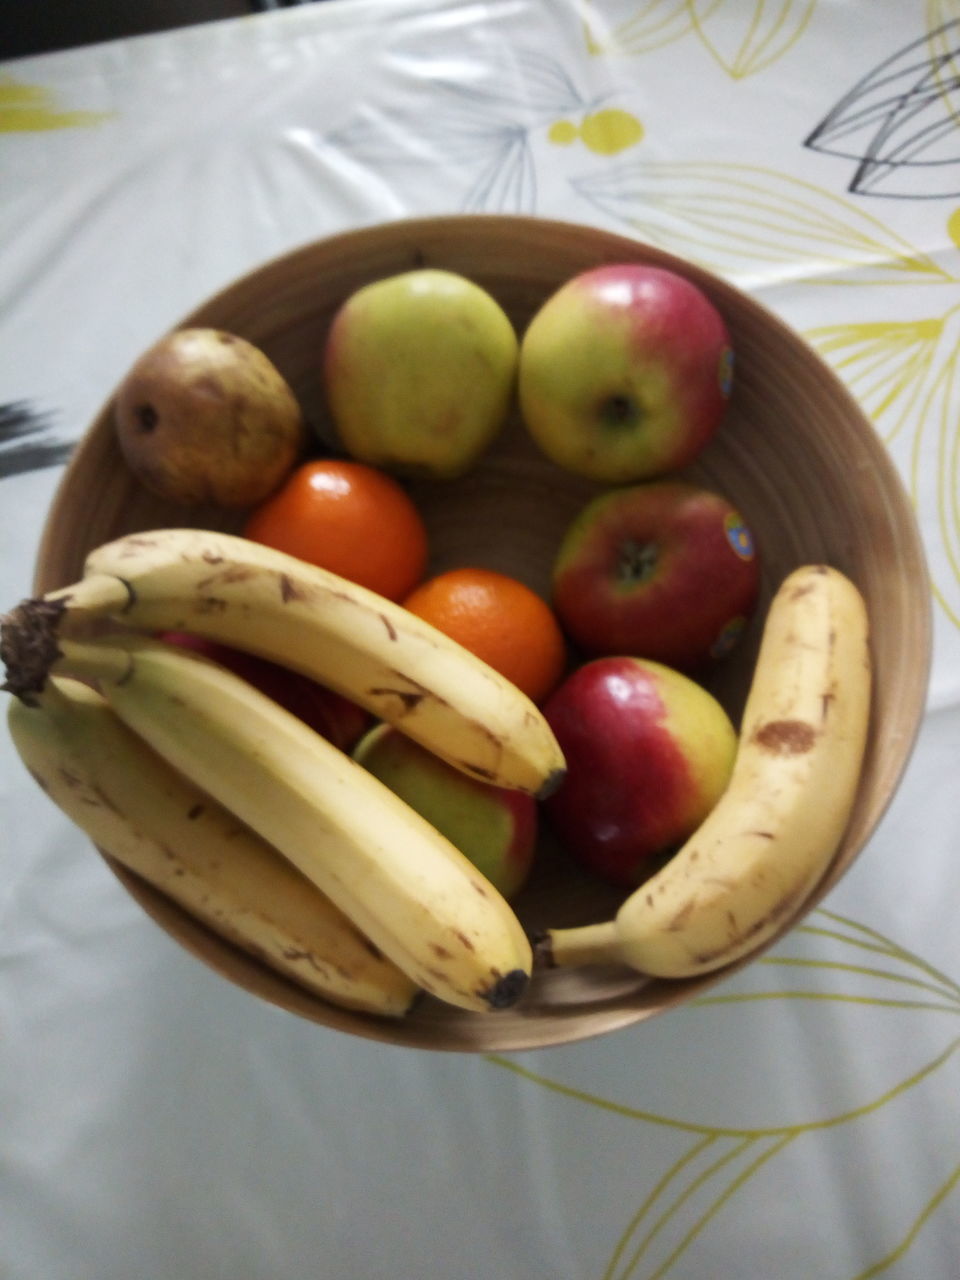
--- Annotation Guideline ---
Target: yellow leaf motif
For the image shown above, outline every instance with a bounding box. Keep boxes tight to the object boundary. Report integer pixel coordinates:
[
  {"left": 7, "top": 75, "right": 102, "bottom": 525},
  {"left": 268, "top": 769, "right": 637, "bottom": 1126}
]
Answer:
[
  {"left": 690, "top": 0, "right": 818, "bottom": 79},
  {"left": 806, "top": 317, "right": 944, "bottom": 447},
  {"left": 0, "top": 77, "right": 109, "bottom": 133},
  {"left": 584, "top": 0, "right": 702, "bottom": 56},
  {"left": 808, "top": 295, "right": 960, "bottom": 634},
  {"left": 572, "top": 161, "right": 954, "bottom": 287},
  {"left": 490, "top": 909, "right": 960, "bottom": 1277},
  {"left": 583, "top": 0, "right": 816, "bottom": 77}
]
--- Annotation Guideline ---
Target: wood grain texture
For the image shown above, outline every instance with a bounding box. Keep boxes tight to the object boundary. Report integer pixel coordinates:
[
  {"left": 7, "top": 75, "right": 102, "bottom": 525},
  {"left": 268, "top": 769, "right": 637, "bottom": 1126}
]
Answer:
[{"left": 33, "top": 214, "right": 932, "bottom": 1051}]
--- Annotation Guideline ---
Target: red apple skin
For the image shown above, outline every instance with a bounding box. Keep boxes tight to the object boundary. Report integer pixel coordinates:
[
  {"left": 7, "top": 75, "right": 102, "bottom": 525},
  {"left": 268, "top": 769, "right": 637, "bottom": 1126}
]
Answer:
[
  {"left": 352, "top": 724, "right": 537, "bottom": 900},
  {"left": 541, "top": 656, "right": 736, "bottom": 887},
  {"left": 552, "top": 481, "right": 760, "bottom": 673},
  {"left": 518, "top": 264, "right": 734, "bottom": 483},
  {"left": 158, "top": 632, "right": 371, "bottom": 753}
]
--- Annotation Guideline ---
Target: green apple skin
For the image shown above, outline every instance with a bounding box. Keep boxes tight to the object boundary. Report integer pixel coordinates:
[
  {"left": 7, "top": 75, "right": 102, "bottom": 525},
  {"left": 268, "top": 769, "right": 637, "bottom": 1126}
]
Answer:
[
  {"left": 323, "top": 269, "right": 519, "bottom": 479},
  {"left": 518, "top": 264, "right": 734, "bottom": 483},
  {"left": 542, "top": 657, "right": 737, "bottom": 887},
  {"left": 352, "top": 724, "right": 537, "bottom": 900},
  {"left": 552, "top": 481, "right": 760, "bottom": 672}
]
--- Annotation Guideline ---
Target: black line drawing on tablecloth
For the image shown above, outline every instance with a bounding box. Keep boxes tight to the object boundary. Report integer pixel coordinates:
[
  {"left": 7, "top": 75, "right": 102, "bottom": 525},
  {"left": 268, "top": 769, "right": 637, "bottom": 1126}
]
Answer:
[
  {"left": 0, "top": 402, "right": 72, "bottom": 479},
  {"left": 804, "top": 18, "right": 960, "bottom": 198}
]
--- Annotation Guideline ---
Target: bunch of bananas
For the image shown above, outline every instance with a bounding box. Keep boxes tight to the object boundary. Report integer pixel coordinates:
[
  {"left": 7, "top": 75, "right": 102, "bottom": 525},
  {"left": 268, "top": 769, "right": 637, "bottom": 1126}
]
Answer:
[
  {"left": 2, "top": 532, "right": 872, "bottom": 1020},
  {"left": 2, "top": 528, "right": 567, "bottom": 1017}
]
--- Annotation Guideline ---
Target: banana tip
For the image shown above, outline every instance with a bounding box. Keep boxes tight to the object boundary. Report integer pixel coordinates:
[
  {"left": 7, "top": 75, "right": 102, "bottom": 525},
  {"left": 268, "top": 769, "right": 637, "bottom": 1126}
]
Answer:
[
  {"left": 536, "top": 767, "right": 566, "bottom": 802},
  {"left": 484, "top": 968, "right": 530, "bottom": 1010}
]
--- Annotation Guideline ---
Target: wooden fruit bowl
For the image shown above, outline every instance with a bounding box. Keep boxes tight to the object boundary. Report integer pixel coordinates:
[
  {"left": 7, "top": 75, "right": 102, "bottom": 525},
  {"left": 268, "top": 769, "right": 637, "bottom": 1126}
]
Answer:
[{"left": 33, "top": 215, "right": 931, "bottom": 1052}]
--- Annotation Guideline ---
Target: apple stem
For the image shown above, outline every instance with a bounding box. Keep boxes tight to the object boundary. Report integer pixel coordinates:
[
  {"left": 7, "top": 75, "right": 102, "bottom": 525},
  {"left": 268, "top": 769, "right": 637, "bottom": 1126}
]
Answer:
[
  {"left": 619, "top": 539, "right": 658, "bottom": 586},
  {"left": 535, "top": 921, "right": 622, "bottom": 970}
]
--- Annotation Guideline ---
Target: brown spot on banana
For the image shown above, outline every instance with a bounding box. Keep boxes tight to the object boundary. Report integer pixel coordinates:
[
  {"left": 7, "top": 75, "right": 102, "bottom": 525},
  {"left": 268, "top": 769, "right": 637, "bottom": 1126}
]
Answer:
[
  {"left": 196, "top": 567, "right": 257, "bottom": 590},
  {"left": 458, "top": 760, "right": 498, "bottom": 783},
  {"left": 454, "top": 931, "right": 476, "bottom": 952},
  {"left": 752, "top": 719, "right": 817, "bottom": 754},
  {"left": 667, "top": 899, "right": 696, "bottom": 931},
  {"left": 91, "top": 784, "right": 123, "bottom": 815},
  {"left": 379, "top": 613, "right": 398, "bottom": 641},
  {"left": 193, "top": 596, "right": 230, "bottom": 614},
  {"left": 279, "top": 573, "right": 307, "bottom": 603},
  {"left": 430, "top": 943, "right": 453, "bottom": 960},
  {"left": 368, "top": 687, "right": 426, "bottom": 713},
  {"left": 690, "top": 887, "right": 804, "bottom": 967}
]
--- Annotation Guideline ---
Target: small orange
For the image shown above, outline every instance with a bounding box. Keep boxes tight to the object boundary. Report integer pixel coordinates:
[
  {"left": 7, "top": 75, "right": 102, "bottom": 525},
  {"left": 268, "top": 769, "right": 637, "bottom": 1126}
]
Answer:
[
  {"left": 403, "top": 567, "right": 568, "bottom": 704},
  {"left": 242, "top": 458, "right": 428, "bottom": 601}
]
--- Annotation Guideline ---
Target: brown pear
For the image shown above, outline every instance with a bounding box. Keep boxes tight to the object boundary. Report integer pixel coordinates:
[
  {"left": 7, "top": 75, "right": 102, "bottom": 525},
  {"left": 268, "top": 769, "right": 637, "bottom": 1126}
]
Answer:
[{"left": 115, "top": 328, "right": 305, "bottom": 507}]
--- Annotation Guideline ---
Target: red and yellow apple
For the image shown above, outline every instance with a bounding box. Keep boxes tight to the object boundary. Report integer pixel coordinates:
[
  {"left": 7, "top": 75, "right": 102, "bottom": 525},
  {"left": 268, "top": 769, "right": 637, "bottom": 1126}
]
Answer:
[
  {"left": 551, "top": 480, "right": 760, "bottom": 672},
  {"left": 352, "top": 724, "right": 537, "bottom": 900},
  {"left": 541, "top": 656, "right": 736, "bottom": 887},
  {"left": 518, "top": 263, "right": 734, "bottom": 482}
]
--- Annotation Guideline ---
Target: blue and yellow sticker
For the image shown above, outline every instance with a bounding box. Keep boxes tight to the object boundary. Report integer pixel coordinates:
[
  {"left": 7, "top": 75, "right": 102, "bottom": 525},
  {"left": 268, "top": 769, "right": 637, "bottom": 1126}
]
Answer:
[
  {"left": 710, "top": 615, "right": 747, "bottom": 660},
  {"left": 724, "top": 511, "right": 754, "bottom": 561}
]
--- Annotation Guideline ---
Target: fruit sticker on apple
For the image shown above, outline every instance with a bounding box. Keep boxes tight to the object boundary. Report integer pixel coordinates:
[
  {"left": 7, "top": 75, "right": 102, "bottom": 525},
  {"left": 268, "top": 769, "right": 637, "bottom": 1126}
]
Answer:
[
  {"left": 518, "top": 263, "right": 733, "bottom": 482},
  {"left": 551, "top": 480, "right": 760, "bottom": 672},
  {"left": 541, "top": 657, "right": 737, "bottom": 887}
]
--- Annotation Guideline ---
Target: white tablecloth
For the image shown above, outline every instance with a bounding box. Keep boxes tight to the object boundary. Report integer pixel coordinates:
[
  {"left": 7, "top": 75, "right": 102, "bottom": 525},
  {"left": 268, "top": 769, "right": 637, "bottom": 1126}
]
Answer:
[{"left": 3, "top": 3, "right": 959, "bottom": 1275}]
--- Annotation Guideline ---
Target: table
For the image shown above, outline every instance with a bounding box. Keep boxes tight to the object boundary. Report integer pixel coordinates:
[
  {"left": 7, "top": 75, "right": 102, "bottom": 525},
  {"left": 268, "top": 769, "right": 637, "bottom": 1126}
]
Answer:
[{"left": 3, "top": 3, "right": 959, "bottom": 1275}]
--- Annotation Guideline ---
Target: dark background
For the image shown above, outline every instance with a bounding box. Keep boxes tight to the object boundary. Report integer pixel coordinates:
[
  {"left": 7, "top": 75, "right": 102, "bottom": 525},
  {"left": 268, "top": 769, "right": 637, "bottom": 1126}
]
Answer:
[{"left": 3, "top": 2, "right": 325, "bottom": 61}]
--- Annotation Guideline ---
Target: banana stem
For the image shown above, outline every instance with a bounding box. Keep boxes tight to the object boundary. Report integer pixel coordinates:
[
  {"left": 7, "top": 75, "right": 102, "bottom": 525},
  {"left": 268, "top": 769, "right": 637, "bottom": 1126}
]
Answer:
[
  {"left": 54, "top": 638, "right": 134, "bottom": 688},
  {"left": 46, "top": 572, "right": 132, "bottom": 620},
  {"left": 1, "top": 575, "right": 132, "bottom": 702},
  {"left": 534, "top": 921, "right": 622, "bottom": 970}
]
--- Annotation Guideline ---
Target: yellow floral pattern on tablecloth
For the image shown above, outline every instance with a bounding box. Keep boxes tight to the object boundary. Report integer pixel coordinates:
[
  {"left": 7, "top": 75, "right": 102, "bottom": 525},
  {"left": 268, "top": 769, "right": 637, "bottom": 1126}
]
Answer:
[
  {"left": 0, "top": 76, "right": 110, "bottom": 132},
  {"left": 548, "top": 108, "right": 644, "bottom": 155},
  {"left": 581, "top": 0, "right": 817, "bottom": 78},
  {"left": 491, "top": 909, "right": 960, "bottom": 1278}
]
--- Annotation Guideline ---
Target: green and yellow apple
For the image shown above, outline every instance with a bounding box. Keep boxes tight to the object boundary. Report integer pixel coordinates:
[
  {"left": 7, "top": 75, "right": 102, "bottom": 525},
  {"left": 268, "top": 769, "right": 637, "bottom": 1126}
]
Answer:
[
  {"left": 517, "top": 263, "right": 734, "bottom": 482},
  {"left": 552, "top": 481, "right": 760, "bottom": 672},
  {"left": 352, "top": 724, "right": 537, "bottom": 900},
  {"left": 322, "top": 269, "right": 518, "bottom": 479},
  {"left": 541, "top": 657, "right": 736, "bottom": 886}
]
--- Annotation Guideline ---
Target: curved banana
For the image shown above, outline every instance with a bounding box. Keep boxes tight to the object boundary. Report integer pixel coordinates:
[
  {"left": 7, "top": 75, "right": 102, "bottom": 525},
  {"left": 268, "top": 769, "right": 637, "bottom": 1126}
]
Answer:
[
  {"left": 537, "top": 565, "right": 872, "bottom": 979},
  {"left": 7, "top": 676, "right": 419, "bottom": 1017},
  {"left": 39, "top": 634, "right": 533, "bottom": 1012},
  {"left": 33, "top": 527, "right": 565, "bottom": 798}
]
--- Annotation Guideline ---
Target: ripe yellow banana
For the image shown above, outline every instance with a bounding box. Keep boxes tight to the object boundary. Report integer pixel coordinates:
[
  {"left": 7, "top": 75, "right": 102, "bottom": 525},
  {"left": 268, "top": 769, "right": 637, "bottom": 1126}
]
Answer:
[
  {"left": 537, "top": 565, "right": 872, "bottom": 979},
  {"left": 33, "top": 527, "right": 565, "bottom": 798},
  {"left": 39, "top": 634, "right": 534, "bottom": 1012},
  {"left": 7, "top": 676, "right": 419, "bottom": 1017}
]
